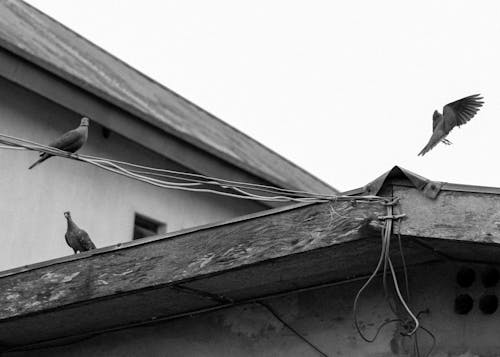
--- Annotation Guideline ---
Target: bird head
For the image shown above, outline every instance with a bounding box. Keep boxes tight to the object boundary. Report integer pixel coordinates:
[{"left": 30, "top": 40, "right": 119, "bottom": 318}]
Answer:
[
  {"left": 63, "top": 211, "right": 71, "bottom": 219},
  {"left": 80, "top": 117, "right": 90, "bottom": 127}
]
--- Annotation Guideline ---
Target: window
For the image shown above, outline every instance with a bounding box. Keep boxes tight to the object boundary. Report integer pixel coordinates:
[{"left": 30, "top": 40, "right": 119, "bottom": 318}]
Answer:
[{"left": 133, "top": 213, "right": 166, "bottom": 240}]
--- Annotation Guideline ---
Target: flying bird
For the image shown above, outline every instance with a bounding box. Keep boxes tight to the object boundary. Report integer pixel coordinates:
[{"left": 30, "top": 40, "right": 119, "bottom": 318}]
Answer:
[
  {"left": 64, "top": 211, "right": 96, "bottom": 254},
  {"left": 28, "top": 117, "right": 90, "bottom": 169},
  {"left": 418, "top": 95, "right": 484, "bottom": 156}
]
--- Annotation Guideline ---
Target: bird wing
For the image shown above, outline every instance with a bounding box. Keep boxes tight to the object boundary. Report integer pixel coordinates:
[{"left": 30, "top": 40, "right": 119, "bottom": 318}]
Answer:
[
  {"left": 47, "top": 129, "right": 82, "bottom": 150},
  {"left": 64, "top": 232, "right": 71, "bottom": 247},
  {"left": 432, "top": 111, "right": 440, "bottom": 130},
  {"left": 78, "top": 230, "right": 96, "bottom": 251},
  {"left": 443, "top": 94, "right": 484, "bottom": 128}
]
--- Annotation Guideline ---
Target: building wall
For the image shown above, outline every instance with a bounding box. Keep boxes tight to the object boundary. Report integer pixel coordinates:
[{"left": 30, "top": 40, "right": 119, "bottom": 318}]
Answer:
[
  {"left": 0, "top": 76, "right": 264, "bottom": 271},
  {"left": 7, "top": 262, "right": 500, "bottom": 357}
]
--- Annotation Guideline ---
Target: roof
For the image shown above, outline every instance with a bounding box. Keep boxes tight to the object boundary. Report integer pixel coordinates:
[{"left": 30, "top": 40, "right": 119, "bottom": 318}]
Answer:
[
  {"left": 1, "top": 166, "right": 500, "bottom": 349},
  {"left": 0, "top": 0, "right": 336, "bottom": 194}
]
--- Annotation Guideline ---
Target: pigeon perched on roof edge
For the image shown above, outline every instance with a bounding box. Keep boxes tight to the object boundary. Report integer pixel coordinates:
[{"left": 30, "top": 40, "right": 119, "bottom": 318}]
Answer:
[
  {"left": 64, "top": 211, "right": 96, "bottom": 254},
  {"left": 28, "top": 117, "right": 90, "bottom": 169},
  {"left": 418, "top": 95, "right": 484, "bottom": 156}
]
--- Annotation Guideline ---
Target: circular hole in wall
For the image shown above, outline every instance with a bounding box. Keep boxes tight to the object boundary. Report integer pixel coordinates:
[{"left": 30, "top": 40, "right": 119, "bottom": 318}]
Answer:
[
  {"left": 454, "top": 294, "right": 474, "bottom": 314},
  {"left": 479, "top": 294, "right": 498, "bottom": 314},
  {"left": 456, "top": 267, "right": 475, "bottom": 287},
  {"left": 481, "top": 268, "right": 499, "bottom": 288}
]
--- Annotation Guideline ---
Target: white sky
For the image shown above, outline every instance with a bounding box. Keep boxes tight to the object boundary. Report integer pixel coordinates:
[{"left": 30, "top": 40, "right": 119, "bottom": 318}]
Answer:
[{"left": 26, "top": 0, "right": 500, "bottom": 191}]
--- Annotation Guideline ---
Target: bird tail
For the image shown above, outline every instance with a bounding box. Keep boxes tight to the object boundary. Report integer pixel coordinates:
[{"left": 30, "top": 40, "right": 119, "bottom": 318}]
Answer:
[
  {"left": 418, "top": 134, "right": 443, "bottom": 156},
  {"left": 28, "top": 154, "right": 50, "bottom": 169},
  {"left": 418, "top": 147, "right": 429, "bottom": 157},
  {"left": 418, "top": 142, "right": 435, "bottom": 156}
]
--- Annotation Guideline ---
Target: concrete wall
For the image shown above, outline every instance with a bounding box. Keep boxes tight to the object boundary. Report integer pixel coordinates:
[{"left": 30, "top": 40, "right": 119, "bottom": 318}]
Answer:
[
  {"left": 7, "top": 262, "right": 500, "bottom": 357},
  {"left": 0, "top": 76, "right": 263, "bottom": 271}
]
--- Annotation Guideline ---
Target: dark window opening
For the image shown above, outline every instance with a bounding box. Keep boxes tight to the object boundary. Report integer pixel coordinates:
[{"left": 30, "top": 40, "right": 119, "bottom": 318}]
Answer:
[{"left": 133, "top": 213, "right": 166, "bottom": 240}]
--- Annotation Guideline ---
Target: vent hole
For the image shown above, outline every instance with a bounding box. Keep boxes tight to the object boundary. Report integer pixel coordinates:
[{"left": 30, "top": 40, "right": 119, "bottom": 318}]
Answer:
[
  {"left": 454, "top": 294, "right": 473, "bottom": 315},
  {"left": 479, "top": 294, "right": 498, "bottom": 314},
  {"left": 457, "top": 267, "right": 475, "bottom": 287}
]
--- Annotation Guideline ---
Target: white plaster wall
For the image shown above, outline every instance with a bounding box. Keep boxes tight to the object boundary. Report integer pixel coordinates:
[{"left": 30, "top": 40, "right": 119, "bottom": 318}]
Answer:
[
  {"left": 7, "top": 262, "right": 500, "bottom": 357},
  {"left": 0, "top": 77, "right": 263, "bottom": 271}
]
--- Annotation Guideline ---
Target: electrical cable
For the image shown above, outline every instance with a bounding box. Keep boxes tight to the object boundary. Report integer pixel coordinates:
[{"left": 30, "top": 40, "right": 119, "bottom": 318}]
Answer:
[
  {"left": 258, "top": 302, "right": 329, "bottom": 357},
  {"left": 352, "top": 221, "right": 390, "bottom": 342},
  {"left": 353, "top": 201, "right": 421, "bottom": 344},
  {"left": 419, "top": 325, "right": 436, "bottom": 357},
  {"left": 0, "top": 132, "right": 333, "bottom": 198},
  {"left": 0, "top": 132, "right": 388, "bottom": 204}
]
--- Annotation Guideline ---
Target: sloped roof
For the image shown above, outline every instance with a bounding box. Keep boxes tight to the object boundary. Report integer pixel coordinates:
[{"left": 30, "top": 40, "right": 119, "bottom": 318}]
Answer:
[{"left": 0, "top": 0, "right": 336, "bottom": 194}]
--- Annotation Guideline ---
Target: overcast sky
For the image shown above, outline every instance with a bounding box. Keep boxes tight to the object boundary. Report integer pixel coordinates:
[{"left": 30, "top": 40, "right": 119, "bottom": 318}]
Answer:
[{"left": 26, "top": 0, "right": 500, "bottom": 191}]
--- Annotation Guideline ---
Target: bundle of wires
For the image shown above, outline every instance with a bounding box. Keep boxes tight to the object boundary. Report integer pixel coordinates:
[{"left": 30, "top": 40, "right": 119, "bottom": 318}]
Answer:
[
  {"left": 0, "top": 132, "right": 386, "bottom": 204},
  {"left": 352, "top": 202, "right": 435, "bottom": 357}
]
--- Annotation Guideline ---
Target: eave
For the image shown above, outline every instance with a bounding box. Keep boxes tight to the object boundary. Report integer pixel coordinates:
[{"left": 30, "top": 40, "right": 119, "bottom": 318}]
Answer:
[{"left": 1, "top": 167, "right": 500, "bottom": 350}]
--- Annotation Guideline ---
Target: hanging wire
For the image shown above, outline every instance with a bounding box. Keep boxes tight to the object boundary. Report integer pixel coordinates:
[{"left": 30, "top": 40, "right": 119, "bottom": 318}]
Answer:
[
  {"left": 353, "top": 201, "right": 420, "bottom": 343},
  {"left": 352, "top": 201, "right": 437, "bottom": 356},
  {"left": 352, "top": 213, "right": 398, "bottom": 342},
  {"left": 0, "top": 132, "right": 387, "bottom": 204},
  {"left": 258, "top": 302, "right": 329, "bottom": 357}
]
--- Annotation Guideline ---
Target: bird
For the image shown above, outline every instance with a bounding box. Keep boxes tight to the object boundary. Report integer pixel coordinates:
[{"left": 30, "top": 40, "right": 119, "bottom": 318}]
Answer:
[
  {"left": 64, "top": 211, "right": 96, "bottom": 254},
  {"left": 418, "top": 94, "right": 484, "bottom": 156},
  {"left": 28, "top": 117, "right": 90, "bottom": 169}
]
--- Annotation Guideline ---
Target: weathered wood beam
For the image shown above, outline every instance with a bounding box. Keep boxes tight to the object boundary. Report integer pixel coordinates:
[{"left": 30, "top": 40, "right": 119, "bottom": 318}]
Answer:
[
  {"left": 0, "top": 200, "right": 385, "bottom": 321},
  {"left": 397, "top": 185, "right": 500, "bottom": 244}
]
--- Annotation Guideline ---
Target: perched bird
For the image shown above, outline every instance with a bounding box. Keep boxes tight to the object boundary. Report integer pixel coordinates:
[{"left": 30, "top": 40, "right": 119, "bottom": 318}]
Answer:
[
  {"left": 64, "top": 211, "right": 96, "bottom": 254},
  {"left": 418, "top": 95, "right": 484, "bottom": 156},
  {"left": 28, "top": 117, "right": 90, "bottom": 169}
]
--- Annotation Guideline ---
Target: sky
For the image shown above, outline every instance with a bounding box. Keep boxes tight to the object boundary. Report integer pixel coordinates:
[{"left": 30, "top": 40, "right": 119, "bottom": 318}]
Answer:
[{"left": 26, "top": 0, "right": 500, "bottom": 191}]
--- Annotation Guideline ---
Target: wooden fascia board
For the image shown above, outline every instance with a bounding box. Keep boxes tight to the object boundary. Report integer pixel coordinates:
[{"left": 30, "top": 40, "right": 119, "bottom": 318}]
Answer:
[
  {"left": 0, "top": 200, "right": 385, "bottom": 321},
  {"left": 10, "top": 181, "right": 500, "bottom": 346},
  {"left": 396, "top": 184, "right": 500, "bottom": 244},
  {"left": 7, "top": 181, "right": 500, "bottom": 346}
]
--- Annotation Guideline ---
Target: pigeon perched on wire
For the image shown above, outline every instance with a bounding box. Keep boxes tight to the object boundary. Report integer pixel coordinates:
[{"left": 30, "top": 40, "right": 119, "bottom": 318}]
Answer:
[
  {"left": 64, "top": 211, "right": 96, "bottom": 254},
  {"left": 28, "top": 117, "right": 90, "bottom": 169},
  {"left": 418, "top": 95, "right": 484, "bottom": 156}
]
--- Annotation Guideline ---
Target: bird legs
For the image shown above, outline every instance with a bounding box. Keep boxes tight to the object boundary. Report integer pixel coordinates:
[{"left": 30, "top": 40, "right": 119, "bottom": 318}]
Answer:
[{"left": 441, "top": 139, "right": 452, "bottom": 145}]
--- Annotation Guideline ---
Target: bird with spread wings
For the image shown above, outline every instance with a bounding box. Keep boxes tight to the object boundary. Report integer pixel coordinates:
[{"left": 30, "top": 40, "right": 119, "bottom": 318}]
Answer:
[{"left": 418, "top": 94, "right": 484, "bottom": 156}]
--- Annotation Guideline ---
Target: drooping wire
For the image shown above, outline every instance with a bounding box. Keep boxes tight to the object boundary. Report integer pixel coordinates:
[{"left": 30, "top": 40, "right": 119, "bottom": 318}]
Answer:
[
  {"left": 0, "top": 132, "right": 333, "bottom": 199},
  {"left": 353, "top": 201, "right": 420, "bottom": 343},
  {"left": 397, "top": 231, "right": 420, "bottom": 356},
  {"left": 0, "top": 132, "right": 387, "bottom": 204},
  {"left": 352, "top": 218, "right": 391, "bottom": 342},
  {"left": 419, "top": 325, "right": 436, "bottom": 357},
  {"left": 384, "top": 203, "right": 419, "bottom": 335},
  {"left": 258, "top": 302, "right": 329, "bottom": 357},
  {"left": 397, "top": 232, "right": 411, "bottom": 302}
]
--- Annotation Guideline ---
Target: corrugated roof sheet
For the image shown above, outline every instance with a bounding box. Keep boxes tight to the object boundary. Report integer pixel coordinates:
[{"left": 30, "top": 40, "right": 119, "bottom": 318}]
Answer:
[{"left": 0, "top": 0, "right": 337, "bottom": 194}]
